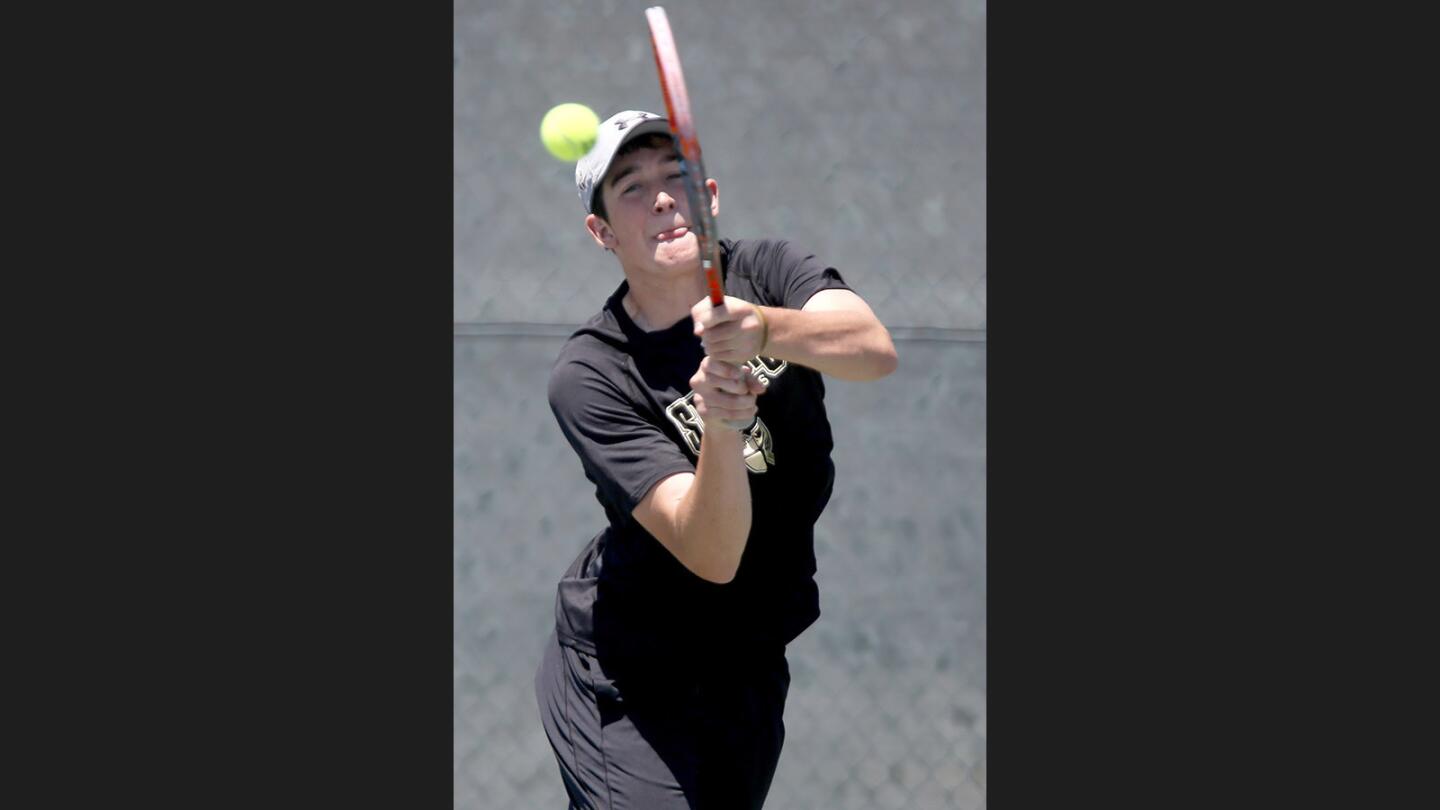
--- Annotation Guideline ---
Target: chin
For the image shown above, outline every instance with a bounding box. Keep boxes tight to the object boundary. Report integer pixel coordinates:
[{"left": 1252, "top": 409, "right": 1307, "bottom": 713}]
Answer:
[{"left": 651, "top": 235, "right": 700, "bottom": 269}]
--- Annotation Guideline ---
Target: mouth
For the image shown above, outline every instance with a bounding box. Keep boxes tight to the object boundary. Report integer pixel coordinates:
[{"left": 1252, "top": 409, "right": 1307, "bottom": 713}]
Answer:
[{"left": 653, "top": 225, "right": 690, "bottom": 243}]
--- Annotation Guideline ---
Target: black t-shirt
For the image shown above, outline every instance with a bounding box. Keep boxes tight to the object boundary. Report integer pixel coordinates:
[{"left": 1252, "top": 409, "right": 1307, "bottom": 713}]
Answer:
[{"left": 548, "top": 239, "right": 852, "bottom": 673}]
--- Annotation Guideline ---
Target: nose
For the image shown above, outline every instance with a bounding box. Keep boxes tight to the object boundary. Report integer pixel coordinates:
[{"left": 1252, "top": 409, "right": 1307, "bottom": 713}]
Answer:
[{"left": 653, "top": 191, "right": 676, "bottom": 214}]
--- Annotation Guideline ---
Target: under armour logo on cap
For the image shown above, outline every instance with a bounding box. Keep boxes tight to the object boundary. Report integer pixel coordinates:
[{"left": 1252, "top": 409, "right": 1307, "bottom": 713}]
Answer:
[{"left": 612, "top": 111, "right": 654, "bottom": 131}]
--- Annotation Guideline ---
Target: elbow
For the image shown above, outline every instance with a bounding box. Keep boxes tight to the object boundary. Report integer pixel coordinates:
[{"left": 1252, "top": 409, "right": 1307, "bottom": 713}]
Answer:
[
  {"left": 676, "top": 516, "right": 749, "bottom": 584},
  {"left": 690, "top": 546, "right": 743, "bottom": 584},
  {"left": 831, "top": 342, "right": 899, "bottom": 382},
  {"left": 696, "top": 564, "right": 740, "bottom": 585},
  {"left": 861, "top": 332, "right": 899, "bottom": 380},
  {"left": 875, "top": 342, "right": 899, "bottom": 378}
]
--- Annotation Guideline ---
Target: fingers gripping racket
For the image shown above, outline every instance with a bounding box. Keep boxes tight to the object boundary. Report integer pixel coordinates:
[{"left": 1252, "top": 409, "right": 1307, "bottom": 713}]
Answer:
[{"left": 646, "top": 7, "right": 725, "bottom": 307}]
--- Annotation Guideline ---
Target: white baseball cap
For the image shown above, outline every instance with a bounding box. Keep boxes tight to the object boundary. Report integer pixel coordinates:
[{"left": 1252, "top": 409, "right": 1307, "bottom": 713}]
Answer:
[{"left": 575, "top": 110, "right": 675, "bottom": 214}]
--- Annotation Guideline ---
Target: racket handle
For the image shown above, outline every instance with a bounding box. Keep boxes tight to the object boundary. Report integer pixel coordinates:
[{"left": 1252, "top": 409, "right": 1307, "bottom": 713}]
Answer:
[{"left": 702, "top": 258, "right": 724, "bottom": 306}]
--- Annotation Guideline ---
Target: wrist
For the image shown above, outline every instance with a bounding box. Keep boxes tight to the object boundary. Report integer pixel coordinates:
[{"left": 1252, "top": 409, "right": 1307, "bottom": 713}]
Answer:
[
  {"left": 702, "top": 416, "right": 752, "bottom": 435},
  {"left": 753, "top": 305, "right": 770, "bottom": 355}
]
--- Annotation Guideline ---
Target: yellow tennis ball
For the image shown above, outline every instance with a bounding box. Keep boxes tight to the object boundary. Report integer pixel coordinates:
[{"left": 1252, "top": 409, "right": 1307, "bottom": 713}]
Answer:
[{"left": 539, "top": 103, "right": 600, "bottom": 162}]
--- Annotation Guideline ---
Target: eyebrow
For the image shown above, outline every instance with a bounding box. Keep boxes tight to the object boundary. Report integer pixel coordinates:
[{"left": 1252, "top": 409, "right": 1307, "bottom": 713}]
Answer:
[
  {"left": 606, "top": 165, "right": 640, "bottom": 191},
  {"left": 605, "top": 155, "right": 682, "bottom": 191}
]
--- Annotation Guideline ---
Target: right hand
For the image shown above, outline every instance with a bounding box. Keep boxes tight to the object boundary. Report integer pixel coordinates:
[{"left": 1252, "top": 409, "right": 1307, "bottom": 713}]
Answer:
[{"left": 689, "top": 356, "right": 767, "bottom": 431}]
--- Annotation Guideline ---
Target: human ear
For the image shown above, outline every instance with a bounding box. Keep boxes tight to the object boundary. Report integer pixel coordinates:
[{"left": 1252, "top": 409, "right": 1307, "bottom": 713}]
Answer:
[{"left": 585, "top": 213, "right": 616, "bottom": 250}]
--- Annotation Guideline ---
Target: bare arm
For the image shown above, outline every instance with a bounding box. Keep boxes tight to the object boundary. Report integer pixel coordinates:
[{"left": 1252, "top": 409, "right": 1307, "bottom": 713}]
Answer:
[
  {"left": 630, "top": 358, "right": 766, "bottom": 584},
  {"left": 693, "top": 289, "right": 899, "bottom": 381}
]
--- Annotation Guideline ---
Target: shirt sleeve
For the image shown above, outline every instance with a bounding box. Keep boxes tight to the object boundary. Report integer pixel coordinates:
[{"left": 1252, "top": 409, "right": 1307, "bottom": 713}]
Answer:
[
  {"left": 754, "top": 239, "right": 854, "bottom": 310},
  {"left": 548, "top": 357, "right": 696, "bottom": 518}
]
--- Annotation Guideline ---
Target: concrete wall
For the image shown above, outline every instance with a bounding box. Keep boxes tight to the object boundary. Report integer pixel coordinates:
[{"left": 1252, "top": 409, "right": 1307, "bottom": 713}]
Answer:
[{"left": 455, "top": 0, "right": 985, "bottom": 331}]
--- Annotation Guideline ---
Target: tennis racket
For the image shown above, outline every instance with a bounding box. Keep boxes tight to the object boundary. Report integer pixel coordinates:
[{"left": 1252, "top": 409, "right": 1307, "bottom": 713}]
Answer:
[{"left": 645, "top": 6, "right": 725, "bottom": 307}]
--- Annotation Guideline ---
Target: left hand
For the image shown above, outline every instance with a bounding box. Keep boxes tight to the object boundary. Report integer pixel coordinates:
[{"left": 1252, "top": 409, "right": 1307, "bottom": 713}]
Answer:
[{"left": 691, "top": 295, "right": 768, "bottom": 364}]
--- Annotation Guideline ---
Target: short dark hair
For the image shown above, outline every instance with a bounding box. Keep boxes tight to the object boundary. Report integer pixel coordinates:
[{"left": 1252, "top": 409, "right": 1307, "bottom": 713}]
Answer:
[{"left": 590, "top": 133, "right": 679, "bottom": 223}]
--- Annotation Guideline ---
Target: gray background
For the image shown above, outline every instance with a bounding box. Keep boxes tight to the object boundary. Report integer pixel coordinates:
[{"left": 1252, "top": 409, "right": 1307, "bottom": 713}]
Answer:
[{"left": 455, "top": 0, "right": 984, "bottom": 806}]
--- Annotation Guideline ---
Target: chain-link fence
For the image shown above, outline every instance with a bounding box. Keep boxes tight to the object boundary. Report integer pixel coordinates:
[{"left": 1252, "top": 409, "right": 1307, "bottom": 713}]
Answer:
[
  {"left": 456, "top": 0, "right": 984, "bottom": 806},
  {"left": 456, "top": 337, "right": 984, "bottom": 809}
]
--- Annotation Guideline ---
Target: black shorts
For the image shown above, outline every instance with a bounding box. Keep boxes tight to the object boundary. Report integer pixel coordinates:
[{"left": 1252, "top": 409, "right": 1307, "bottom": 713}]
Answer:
[{"left": 534, "top": 631, "right": 791, "bottom": 810}]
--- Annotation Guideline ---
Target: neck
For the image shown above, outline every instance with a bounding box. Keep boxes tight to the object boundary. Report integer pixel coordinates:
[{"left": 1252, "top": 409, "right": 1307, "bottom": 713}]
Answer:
[{"left": 621, "top": 262, "right": 709, "bottom": 333}]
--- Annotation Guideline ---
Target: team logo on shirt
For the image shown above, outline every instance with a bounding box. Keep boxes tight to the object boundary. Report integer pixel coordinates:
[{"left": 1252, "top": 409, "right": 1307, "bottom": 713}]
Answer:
[
  {"left": 664, "top": 355, "right": 787, "bottom": 474},
  {"left": 746, "top": 356, "right": 788, "bottom": 386}
]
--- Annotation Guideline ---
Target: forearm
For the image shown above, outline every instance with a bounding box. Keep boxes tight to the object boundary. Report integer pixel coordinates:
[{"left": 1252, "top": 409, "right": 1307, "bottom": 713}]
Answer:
[
  {"left": 671, "top": 426, "right": 751, "bottom": 583},
  {"left": 758, "top": 305, "right": 899, "bottom": 381}
]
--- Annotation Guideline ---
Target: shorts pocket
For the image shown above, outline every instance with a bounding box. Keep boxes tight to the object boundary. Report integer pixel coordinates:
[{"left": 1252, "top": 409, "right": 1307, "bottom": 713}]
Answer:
[{"left": 569, "top": 646, "right": 626, "bottom": 726}]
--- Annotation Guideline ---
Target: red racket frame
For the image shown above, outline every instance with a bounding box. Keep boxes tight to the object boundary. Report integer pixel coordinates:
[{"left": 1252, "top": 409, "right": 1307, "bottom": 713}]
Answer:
[{"left": 646, "top": 7, "right": 725, "bottom": 307}]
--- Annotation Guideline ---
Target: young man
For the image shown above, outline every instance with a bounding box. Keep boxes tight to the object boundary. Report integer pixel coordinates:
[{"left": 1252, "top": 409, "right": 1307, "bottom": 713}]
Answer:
[{"left": 535, "top": 110, "right": 898, "bottom": 809}]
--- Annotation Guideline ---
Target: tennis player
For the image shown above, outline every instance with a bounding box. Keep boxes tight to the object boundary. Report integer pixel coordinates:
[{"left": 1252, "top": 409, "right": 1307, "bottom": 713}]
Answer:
[{"left": 535, "top": 110, "right": 898, "bottom": 809}]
